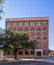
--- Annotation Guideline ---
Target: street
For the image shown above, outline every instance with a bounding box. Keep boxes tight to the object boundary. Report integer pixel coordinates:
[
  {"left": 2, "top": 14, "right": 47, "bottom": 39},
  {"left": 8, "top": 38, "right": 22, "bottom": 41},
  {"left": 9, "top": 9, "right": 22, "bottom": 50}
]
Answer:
[
  {"left": 0, "top": 56, "right": 54, "bottom": 65},
  {"left": 49, "top": 56, "right": 54, "bottom": 61},
  {"left": 0, "top": 61, "right": 54, "bottom": 65}
]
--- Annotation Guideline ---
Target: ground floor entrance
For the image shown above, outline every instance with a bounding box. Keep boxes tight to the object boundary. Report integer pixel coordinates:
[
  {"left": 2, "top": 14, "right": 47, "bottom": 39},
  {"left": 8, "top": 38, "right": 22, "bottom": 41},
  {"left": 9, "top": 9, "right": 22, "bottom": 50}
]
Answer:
[
  {"left": 36, "top": 51, "right": 41, "bottom": 56},
  {"left": 35, "top": 49, "right": 43, "bottom": 57},
  {"left": 4, "top": 49, "right": 48, "bottom": 58}
]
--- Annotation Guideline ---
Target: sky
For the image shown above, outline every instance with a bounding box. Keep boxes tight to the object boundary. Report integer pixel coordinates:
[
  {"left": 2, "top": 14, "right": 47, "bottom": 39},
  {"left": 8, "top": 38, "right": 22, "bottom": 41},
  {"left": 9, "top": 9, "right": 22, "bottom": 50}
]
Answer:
[{"left": 0, "top": 0, "right": 54, "bottom": 50}]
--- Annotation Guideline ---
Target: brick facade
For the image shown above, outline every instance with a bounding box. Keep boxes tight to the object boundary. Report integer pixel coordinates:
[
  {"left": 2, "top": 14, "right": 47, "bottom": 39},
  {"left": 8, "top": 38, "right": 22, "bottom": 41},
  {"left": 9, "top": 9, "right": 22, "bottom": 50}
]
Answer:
[{"left": 5, "top": 17, "right": 49, "bottom": 55}]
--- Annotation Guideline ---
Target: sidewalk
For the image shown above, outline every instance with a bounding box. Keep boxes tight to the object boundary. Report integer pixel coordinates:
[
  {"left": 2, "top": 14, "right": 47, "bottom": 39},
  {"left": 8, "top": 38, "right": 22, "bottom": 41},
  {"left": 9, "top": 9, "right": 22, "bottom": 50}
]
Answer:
[{"left": 0, "top": 58, "right": 54, "bottom": 63}]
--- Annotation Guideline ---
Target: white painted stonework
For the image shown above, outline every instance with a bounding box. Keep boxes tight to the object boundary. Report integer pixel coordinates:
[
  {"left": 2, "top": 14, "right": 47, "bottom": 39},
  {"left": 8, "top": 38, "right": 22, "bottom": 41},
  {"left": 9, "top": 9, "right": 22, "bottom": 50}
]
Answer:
[
  {"left": 0, "top": 50, "right": 4, "bottom": 60},
  {"left": 35, "top": 49, "right": 43, "bottom": 57}
]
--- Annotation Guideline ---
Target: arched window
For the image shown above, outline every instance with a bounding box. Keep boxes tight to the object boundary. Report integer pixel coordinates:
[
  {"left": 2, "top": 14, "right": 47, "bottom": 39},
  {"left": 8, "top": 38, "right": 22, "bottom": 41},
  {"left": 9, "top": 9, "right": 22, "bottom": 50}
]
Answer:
[
  {"left": 43, "top": 28, "right": 47, "bottom": 31},
  {"left": 31, "top": 33, "right": 35, "bottom": 36},
  {"left": 30, "top": 28, "right": 35, "bottom": 32},
  {"left": 18, "top": 28, "right": 22, "bottom": 32},
  {"left": 43, "top": 32, "right": 47, "bottom": 35},
  {"left": 12, "top": 28, "right": 16, "bottom": 32},
  {"left": 43, "top": 42, "right": 47, "bottom": 44},
  {"left": 31, "top": 38, "right": 34, "bottom": 40},
  {"left": 37, "top": 37, "right": 41, "bottom": 40},
  {"left": 37, "top": 32, "right": 41, "bottom": 36},
  {"left": 36, "top": 28, "right": 41, "bottom": 31},
  {"left": 43, "top": 37, "right": 47, "bottom": 40},
  {"left": 37, "top": 42, "right": 40, "bottom": 44},
  {"left": 24, "top": 28, "right": 29, "bottom": 32}
]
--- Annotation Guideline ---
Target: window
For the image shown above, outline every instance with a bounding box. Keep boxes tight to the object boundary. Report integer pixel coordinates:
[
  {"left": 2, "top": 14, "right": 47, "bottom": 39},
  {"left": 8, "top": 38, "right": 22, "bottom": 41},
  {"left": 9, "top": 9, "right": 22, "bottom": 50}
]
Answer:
[
  {"left": 6, "top": 22, "right": 11, "bottom": 26},
  {"left": 43, "top": 46, "right": 47, "bottom": 49},
  {"left": 30, "top": 28, "right": 35, "bottom": 32},
  {"left": 37, "top": 37, "right": 41, "bottom": 40},
  {"left": 18, "top": 28, "right": 22, "bottom": 32},
  {"left": 31, "top": 38, "right": 34, "bottom": 40},
  {"left": 43, "top": 32, "right": 47, "bottom": 35},
  {"left": 31, "top": 33, "right": 35, "bottom": 36},
  {"left": 19, "top": 51, "right": 23, "bottom": 55},
  {"left": 43, "top": 28, "right": 47, "bottom": 31},
  {"left": 12, "top": 28, "right": 16, "bottom": 32},
  {"left": 43, "top": 37, "right": 47, "bottom": 40},
  {"left": 43, "top": 42, "right": 47, "bottom": 44},
  {"left": 24, "top": 28, "right": 29, "bottom": 32},
  {"left": 37, "top": 32, "right": 41, "bottom": 36},
  {"left": 37, "top": 46, "right": 40, "bottom": 49},
  {"left": 36, "top": 22, "right": 41, "bottom": 26},
  {"left": 42, "top": 22, "right": 47, "bottom": 25},
  {"left": 30, "top": 22, "right": 34, "bottom": 26},
  {"left": 13, "top": 22, "right": 16, "bottom": 26},
  {"left": 18, "top": 22, "right": 22, "bottom": 26},
  {"left": 25, "top": 51, "right": 28, "bottom": 55},
  {"left": 37, "top": 42, "right": 40, "bottom": 44},
  {"left": 24, "top": 22, "right": 28, "bottom": 26},
  {"left": 31, "top": 51, "right": 33, "bottom": 55},
  {"left": 37, "top": 28, "right": 41, "bottom": 31}
]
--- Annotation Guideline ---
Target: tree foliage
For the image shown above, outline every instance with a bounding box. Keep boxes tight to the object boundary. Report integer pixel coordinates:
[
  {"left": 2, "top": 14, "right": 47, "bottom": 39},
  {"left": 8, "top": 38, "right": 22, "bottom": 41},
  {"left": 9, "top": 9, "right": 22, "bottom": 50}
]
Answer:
[
  {"left": 4, "top": 28, "right": 29, "bottom": 59},
  {"left": 0, "top": 28, "right": 37, "bottom": 59},
  {"left": 0, "top": 0, "right": 4, "bottom": 19}
]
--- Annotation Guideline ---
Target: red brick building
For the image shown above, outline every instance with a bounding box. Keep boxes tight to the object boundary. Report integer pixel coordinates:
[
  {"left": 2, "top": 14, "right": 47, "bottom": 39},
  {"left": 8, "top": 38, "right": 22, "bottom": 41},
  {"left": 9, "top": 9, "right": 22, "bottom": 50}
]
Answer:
[{"left": 6, "top": 17, "right": 49, "bottom": 56}]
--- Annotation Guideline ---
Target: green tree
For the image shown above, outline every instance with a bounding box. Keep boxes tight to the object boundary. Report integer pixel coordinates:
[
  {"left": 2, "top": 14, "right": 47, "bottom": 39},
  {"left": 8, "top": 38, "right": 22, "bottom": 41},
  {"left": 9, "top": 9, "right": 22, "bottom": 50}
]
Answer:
[
  {"left": 31, "top": 40, "right": 37, "bottom": 55},
  {"left": 4, "top": 28, "right": 29, "bottom": 59},
  {"left": 0, "top": 0, "right": 4, "bottom": 19},
  {"left": 10, "top": 32, "right": 22, "bottom": 59},
  {"left": 11, "top": 32, "right": 29, "bottom": 59},
  {"left": 1, "top": 28, "right": 37, "bottom": 59},
  {"left": 20, "top": 33, "right": 29, "bottom": 48}
]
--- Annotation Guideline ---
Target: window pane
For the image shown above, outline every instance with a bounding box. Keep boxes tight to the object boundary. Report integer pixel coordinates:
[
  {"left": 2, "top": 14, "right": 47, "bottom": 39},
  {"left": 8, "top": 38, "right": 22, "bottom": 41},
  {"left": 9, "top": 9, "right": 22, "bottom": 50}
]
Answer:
[
  {"left": 43, "top": 37, "right": 47, "bottom": 40},
  {"left": 7, "top": 22, "right": 11, "bottom": 26},
  {"left": 18, "top": 28, "right": 22, "bottom": 32},
  {"left": 31, "top": 38, "right": 34, "bottom": 40},
  {"left": 43, "top": 42, "right": 47, "bottom": 44},
  {"left": 37, "top": 37, "right": 41, "bottom": 40},
  {"left": 43, "top": 46, "right": 47, "bottom": 49},
  {"left": 36, "top": 22, "right": 41, "bottom": 26},
  {"left": 24, "top": 22, "right": 28, "bottom": 26},
  {"left": 42, "top": 22, "right": 47, "bottom": 25},
  {"left": 31, "top": 33, "right": 35, "bottom": 36},
  {"left": 43, "top": 28, "right": 47, "bottom": 30},
  {"left": 37, "top": 32, "right": 41, "bottom": 36},
  {"left": 13, "top": 22, "right": 16, "bottom": 26},
  {"left": 37, "top": 42, "right": 40, "bottom": 44},
  {"left": 24, "top": 28, "right": 29, "bottom": 32},
  {"left": 37, "top": 28, "right": 41, "bottom": 31},
  {"left": 43, "top": 32, "right": 47, "bottom": 35},
  {"left": 18, "top": 22, "right": 22, "bottom": 26},
  {"left": 30, "top": 28, "right": 35, "bottom": 32},
  {"left": 30, "top": 22, "right": 34, "bottom": 26},
  {"left": 12, "top": 28, "right": 16, "bottom": 32},
  {"left": 37, "top": 46, "right": 40, "bottom": 49}
]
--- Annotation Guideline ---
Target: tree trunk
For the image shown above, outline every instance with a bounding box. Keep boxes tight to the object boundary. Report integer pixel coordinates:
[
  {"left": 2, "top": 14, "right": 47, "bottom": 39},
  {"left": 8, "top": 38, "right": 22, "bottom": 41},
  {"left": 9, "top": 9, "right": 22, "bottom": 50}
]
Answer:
[{"left": 14, "top": 48, "right": 17, "bottom": 60}]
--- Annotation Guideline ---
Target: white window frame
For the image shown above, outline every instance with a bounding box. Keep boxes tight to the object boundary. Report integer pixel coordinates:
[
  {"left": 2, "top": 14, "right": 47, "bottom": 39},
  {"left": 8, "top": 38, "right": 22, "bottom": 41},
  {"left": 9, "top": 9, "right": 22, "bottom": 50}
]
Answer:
[
  {"left": 13, "top": 22, "right": 16, "bottom": 26},
  {"left": 30, "top": 22, "right": 34, "bottom": 26},
  {"left": 7, "top": 22, "right": 11, "bottom": 26},
  {"left": 18, "top": 22, "right": 22, "bottom": 26},
  {"left": 36, "top": 22, "right": 41, "bottom": 26}
]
